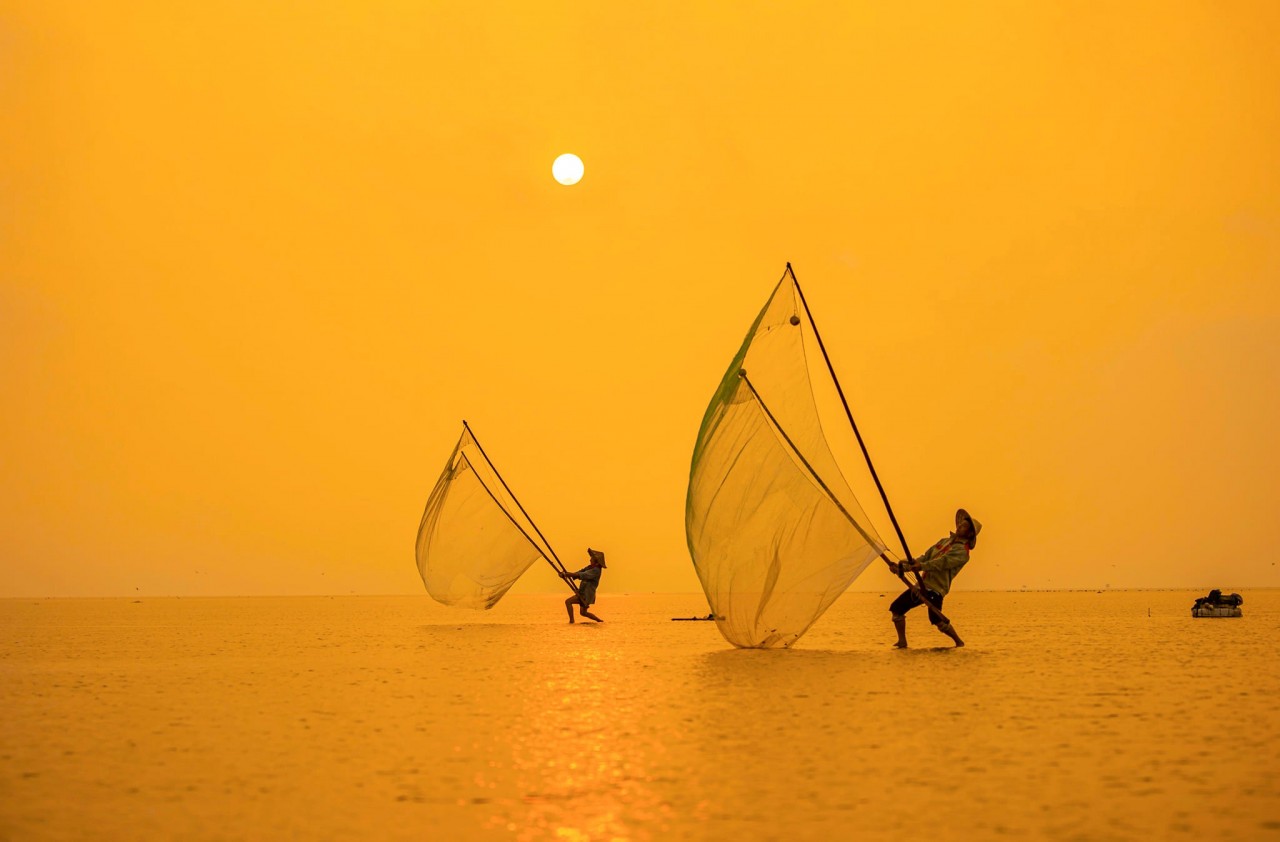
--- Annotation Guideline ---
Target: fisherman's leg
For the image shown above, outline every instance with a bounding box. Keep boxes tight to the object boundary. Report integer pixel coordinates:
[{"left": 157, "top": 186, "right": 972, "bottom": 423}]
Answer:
[
  {"left": 565, "top": 595, "right": 578, "bottom": 623},
  {"left": 580, "top": 609, "right": 603, "bottom": 623},
  {"left": 888, "top": 589, "right": 916, "bottom": 648},
  {"left": 935, "top": 621, "right": 964, "bottom": 647},
  {"left": 926, "top": 592, "right": 963, "bottom": 647}
]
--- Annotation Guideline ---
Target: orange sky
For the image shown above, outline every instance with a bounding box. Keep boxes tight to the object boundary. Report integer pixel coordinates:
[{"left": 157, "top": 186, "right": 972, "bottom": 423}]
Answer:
[{"left": 3, "top": 2, "right": 1278, "bottom": 597}]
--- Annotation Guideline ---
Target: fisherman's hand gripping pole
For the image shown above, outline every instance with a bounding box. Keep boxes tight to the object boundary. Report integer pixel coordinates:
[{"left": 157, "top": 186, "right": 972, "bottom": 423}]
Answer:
[{"left": 880, "top": 552, "right": 950, "bottom": 626}]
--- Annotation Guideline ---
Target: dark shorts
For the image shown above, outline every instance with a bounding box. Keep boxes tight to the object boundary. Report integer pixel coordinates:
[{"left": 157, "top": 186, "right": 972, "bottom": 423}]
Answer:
[{"left": 889, "top": 587, "right": 945, "bottom": 625}]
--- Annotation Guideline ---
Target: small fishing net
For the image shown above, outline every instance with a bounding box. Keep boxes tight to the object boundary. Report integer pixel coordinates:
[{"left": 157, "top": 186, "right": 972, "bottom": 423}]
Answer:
[{"left": 416, "top": 425, "right": 557, "bottom": 609}]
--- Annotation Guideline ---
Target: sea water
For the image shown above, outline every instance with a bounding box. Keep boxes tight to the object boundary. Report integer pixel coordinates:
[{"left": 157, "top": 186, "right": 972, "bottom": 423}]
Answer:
[{"left": 2, "top": 590, "right": 1278, "bottom": 841}]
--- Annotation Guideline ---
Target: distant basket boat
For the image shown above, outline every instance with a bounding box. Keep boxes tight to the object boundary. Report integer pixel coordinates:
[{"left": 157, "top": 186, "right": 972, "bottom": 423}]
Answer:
[{"left": 1192, "top": 590, "right": 1243, "bottom": 618}]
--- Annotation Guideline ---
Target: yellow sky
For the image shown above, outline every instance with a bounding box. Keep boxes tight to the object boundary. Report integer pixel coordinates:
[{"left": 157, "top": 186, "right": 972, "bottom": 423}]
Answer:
[{"left": 3, "top": 2, "right": 1278, "bottom": 597}]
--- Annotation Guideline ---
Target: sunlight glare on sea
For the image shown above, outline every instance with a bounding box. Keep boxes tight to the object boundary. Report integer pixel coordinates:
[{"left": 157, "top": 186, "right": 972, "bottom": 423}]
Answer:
[{"left": 2, "top": 591, "right": 1278, "bottom": 840}]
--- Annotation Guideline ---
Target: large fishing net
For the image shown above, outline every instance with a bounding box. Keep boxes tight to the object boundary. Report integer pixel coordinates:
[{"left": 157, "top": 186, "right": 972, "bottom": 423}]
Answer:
[
  {"left": 416, "top": 425, "right": 557, "bottom": 609},
  {"left": 686, "top": 266, "right": 888, "bottom": 648}
]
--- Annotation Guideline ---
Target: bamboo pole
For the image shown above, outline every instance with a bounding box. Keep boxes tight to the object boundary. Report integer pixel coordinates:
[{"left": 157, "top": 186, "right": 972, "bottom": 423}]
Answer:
[
  {"left": 461, "top": 421, "right": 578, "bottom": 595},
  {"left": 786, "top": 264, "right": 937, "bottom": 601}
]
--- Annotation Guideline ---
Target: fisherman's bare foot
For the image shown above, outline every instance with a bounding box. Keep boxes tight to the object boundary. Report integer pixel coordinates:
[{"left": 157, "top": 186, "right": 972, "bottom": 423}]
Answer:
[
  {"left": 953, "top": 639, "right": 965, "bottom": 647},
  {"left": 894, "top": 641, "right": 908, "bottom": 649}
]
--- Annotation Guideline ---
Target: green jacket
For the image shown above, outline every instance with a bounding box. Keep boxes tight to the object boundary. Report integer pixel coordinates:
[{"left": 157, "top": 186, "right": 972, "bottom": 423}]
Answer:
[{"left": 913, "top": 535, "right": 971, "bottom": 597}]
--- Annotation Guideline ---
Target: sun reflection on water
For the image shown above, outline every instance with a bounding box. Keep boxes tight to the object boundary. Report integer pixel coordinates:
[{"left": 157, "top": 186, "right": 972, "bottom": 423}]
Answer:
[{"left": 476, "top": 630, "right": 675, "bottom": 842}]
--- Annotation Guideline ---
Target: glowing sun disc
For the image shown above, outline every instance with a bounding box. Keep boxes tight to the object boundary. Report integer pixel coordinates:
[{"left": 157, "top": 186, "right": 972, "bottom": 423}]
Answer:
[{"left": 552, "top": 153, "right": 584, "bottom": 185}]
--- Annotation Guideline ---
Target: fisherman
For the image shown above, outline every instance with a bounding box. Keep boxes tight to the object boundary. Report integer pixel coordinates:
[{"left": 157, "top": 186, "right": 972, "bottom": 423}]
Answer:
[
  {"left": 560, "top": 548, "right": 606, "bottom": 623},
  {"left": 886, "top": 509, "right": 981, "bottom": 648}
]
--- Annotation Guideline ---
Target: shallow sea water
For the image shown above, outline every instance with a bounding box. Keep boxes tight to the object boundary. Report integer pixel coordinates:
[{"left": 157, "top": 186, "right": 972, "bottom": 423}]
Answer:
[{"left": 2, "top": 590, "right": 1278, "bottom": 841}]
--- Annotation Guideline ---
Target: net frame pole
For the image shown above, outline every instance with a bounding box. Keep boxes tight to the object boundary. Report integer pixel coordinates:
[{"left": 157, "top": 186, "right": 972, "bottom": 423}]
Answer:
[
  {"left": 461, "top": 420, "right": 578, "bottom": 596},
  {"left": 742, "top": 373, "right": 950, "bottom": 626},
  {"left": 740, "top": 371, "right": 883, "bottom": 551},
  {"left": 786, "top": 264, "right": 934, "bottom": 597}
]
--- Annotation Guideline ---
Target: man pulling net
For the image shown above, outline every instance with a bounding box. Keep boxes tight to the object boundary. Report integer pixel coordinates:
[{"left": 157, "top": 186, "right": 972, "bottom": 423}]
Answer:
[
  {"left": 561, "top": 548, "right": 607, "bottom": 623},
  {"left": 886, "top": 509, "right": 981, "bottom": 648}
]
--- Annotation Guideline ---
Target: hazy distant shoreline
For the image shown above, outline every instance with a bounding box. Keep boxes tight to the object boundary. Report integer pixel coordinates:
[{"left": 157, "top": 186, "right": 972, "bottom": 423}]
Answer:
[{"left": 3, "top": 586, "right": 1274, "bottom": 601}]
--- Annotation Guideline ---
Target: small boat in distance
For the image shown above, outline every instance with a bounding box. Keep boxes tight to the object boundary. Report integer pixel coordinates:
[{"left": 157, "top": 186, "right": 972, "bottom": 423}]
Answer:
[{"left": 1192, "top": 589, "right": 1243, "bottom": 618}]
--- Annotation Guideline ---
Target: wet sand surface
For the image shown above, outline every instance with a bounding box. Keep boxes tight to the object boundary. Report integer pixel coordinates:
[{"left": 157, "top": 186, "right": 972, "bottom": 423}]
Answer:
[{"left": 3, "top": 591, "right": 1278, "bottom": 840}]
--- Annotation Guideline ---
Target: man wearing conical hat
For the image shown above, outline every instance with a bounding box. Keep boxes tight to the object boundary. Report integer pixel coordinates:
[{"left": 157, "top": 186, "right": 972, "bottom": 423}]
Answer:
[
  {"left": 887, "top": 509, "right": 982, "bottom": 648},
  {"left": 560, "top": 548, "right": 606, "bottom": 623}
]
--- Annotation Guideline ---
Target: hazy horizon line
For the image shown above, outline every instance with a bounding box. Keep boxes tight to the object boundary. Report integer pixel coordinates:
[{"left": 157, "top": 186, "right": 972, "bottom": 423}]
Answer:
[{"left": 3, "top": 586, "right": 1273, "bottom": 601}]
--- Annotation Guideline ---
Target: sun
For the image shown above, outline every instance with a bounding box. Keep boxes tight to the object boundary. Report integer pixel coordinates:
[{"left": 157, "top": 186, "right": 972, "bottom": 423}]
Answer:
[{"left": 552, "top": 153, "right": 584, "bottom": 186}]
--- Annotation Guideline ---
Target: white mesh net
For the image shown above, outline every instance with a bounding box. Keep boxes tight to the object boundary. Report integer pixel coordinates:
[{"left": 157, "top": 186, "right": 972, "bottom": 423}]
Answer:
[
  {"left": 416, "top": 426, "right": 558, "bottom": 609},
  {"left": 686, "top": 266, "right": 888, "bottom": 648}
]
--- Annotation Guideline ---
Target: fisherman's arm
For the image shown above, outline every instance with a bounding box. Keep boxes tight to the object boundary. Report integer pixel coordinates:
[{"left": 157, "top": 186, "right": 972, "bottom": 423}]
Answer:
[
  {"left": 888, "top": 554, "right": 923, "bottom": 575},
  {"left": 918, "top": 543, "right": 968, "bottom": 572},
  {"left": 890, "top": 543, "right": 937, "bottom": 574}
]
